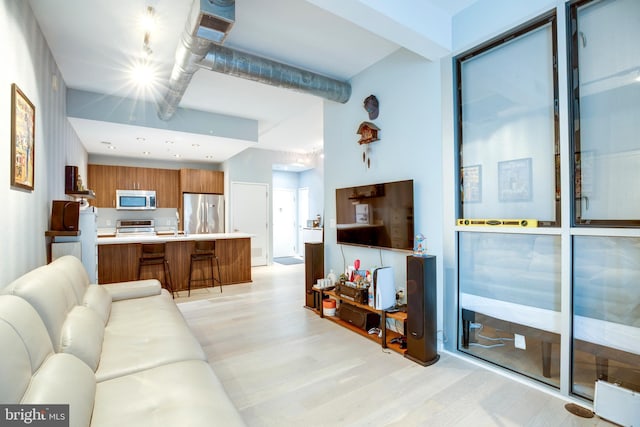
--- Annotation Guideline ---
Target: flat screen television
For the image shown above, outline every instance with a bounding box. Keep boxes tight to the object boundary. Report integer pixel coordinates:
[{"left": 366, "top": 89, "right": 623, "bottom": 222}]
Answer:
[{"left": 335, "top": 179, "right": 414, "bottom": 251}]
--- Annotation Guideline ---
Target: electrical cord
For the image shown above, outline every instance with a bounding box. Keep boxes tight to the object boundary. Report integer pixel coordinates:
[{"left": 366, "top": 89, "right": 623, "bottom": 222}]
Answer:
[{"left": 468, "top": 323, "right": 513, "bottom": 349}]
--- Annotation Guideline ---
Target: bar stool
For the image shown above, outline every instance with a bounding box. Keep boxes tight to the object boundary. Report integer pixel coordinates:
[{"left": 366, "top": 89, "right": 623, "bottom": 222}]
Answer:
[
  {"left": 188, "top": 240, "right": 222, "bottom": 296},
  {"left": 138, "top": 243, "right": 175, "bottom": 298}
]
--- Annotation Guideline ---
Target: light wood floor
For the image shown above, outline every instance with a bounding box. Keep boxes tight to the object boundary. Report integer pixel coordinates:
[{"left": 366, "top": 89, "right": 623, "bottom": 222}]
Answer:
[{"left": 176, "top": 263, "right": 613, "bottom": 427}]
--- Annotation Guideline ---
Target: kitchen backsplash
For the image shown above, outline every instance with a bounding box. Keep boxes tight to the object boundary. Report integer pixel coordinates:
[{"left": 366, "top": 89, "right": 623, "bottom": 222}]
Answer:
[{"left": 97, "top": 208, "right": 179, "bottom": 233}]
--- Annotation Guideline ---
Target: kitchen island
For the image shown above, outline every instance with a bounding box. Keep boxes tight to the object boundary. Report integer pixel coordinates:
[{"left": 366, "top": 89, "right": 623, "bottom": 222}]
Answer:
[{"left": 97, "top": 233, "right": 252, "bottom": 291}]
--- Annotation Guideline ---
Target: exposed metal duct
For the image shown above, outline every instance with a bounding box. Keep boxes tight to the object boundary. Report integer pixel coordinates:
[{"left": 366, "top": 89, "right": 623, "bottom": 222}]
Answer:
[
  {"left": 157, "top": 0, "right": 235, "bottom": 121},
  {"left": 157, "top": 0, "right": 351, "bottom": 121},
  {"left": 198, "top": 44, "right": 352, "bottom": 105}
]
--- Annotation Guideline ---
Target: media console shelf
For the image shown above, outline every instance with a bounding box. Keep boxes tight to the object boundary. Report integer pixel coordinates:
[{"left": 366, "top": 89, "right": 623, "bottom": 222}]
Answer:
[{"left": 312, "top": 287, "right": 407, "bottom": 355}]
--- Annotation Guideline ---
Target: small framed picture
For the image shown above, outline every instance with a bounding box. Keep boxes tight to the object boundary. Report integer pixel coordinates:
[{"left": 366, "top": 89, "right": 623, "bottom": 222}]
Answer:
[
  {"left": 355, "top": 204, "right": 369, "bottom": 224},
  {"left": 498, "top": 158, "right": 532, "bottom": 202},
  {"left": 461, "top": 164, "right": 482, "bottom": 203},
  {"left": 11, "top": 83, "right": 36, "bottom": 191}
]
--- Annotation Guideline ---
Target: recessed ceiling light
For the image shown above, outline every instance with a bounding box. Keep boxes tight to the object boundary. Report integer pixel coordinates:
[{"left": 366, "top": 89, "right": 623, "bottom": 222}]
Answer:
[
  {"left": 107, "top": 145, "right": 116, "bottom": 150},
  {"left": 192, "top": 144, "right": 200, "bottom": 148},
  {"left": 173, "top": 154, "right": 181, "bottom": 158},
  {"left": 136, "top": 137, "right": 146, "bottom": 142},
  {"left": 205, "top": 155, "right": 214, "bottom": 159},
  {"left": 142, "top": 151, "right": 151, "bottom": 155},
  {"left": 165, "top": 140, "right": 174, "bottom": 144}
]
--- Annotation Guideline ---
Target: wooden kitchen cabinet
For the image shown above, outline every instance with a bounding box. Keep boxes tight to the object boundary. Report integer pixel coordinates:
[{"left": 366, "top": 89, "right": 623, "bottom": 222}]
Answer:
[
  {"left": 88, "top": 164, "right": 180, "bottom": 208},
  {"left": 180, "top": 168, "right": 224, "bottom": 194},
  {"left": 154, "top": 168, "right": 180, "bottom": 208},
  {"left": 116, "top": 166, "right": 153, "bottom": 191},
  {"left": 216, "top": 238, "right": 251, "bottom": 284},
  {"left": 98, "top": 243, "right": 140, "bottom": 283},
  {"left": 88, "top": 164, "right": 118, "bottom": 208}
]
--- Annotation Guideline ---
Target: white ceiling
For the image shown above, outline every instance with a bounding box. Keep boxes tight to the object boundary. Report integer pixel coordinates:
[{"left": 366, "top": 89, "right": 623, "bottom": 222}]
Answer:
[{"left": 28, "top": 0, "right": 477, "bottom": 165}]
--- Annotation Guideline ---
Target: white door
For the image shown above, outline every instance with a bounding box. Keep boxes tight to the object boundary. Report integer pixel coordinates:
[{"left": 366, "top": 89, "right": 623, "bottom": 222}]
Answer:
[
  {"left": 273, "top": 188, "right": 297, "bottom": 257},
  {"left": 230, "top": 182, "right": 269, "bottom": 266},
  {"left": 297, "top": 187, "right": 309, "bottom": 257}
]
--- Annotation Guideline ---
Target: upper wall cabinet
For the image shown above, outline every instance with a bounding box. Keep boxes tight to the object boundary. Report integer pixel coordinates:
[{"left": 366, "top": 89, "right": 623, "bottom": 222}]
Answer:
[
  {"left": 87, "top": 164, "right": 180, "bottom": 208},
  {"left": 88, "top": 164, "right": 117, "bottom": 208},
  {"left": 180, "top": 169, "right": 224, "bottom": 194}
]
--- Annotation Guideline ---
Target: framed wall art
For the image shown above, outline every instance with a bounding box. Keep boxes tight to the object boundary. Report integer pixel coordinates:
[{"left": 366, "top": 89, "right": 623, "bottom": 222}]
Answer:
[
  {"left": 498, "top": 157, "right": 532, "bottom": 202},
  {"left": 11, "top": 83, "right": 36, "bottom": 191},
  {"left": 461, "top": 164, "right": 482, "bottom": 203}
]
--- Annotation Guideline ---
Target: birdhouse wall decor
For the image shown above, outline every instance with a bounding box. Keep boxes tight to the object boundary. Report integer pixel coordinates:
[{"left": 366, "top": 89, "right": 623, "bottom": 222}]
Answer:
[
  {"left": 357, "top": 121, "right": 380, "bottom": 145},
  {"left": 356, "top": 121, "right": 380, "bottom": 169},
  {"left": 357, "top": 94, "right": 380, "bottom": 169}
]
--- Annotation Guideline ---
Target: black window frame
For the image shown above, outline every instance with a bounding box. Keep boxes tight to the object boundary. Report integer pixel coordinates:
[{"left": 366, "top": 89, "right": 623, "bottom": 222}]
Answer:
[
  {"left": 454, "top": 11, "right": 561, "bottom": 228},
  {"left": 567, "top": 0, "right": 640, "bottom": 227}
]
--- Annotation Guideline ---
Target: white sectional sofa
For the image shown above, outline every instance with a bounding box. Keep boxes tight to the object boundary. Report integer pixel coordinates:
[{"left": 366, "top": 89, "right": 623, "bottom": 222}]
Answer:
[{"left": 0, "top": 255, "right": 245, "bottom": 427}]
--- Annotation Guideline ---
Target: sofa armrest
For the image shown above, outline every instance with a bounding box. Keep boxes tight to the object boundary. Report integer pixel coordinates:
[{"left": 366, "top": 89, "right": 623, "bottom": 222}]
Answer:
[{"left": 101, "top": 279, "right": 162, "bottom": 301}]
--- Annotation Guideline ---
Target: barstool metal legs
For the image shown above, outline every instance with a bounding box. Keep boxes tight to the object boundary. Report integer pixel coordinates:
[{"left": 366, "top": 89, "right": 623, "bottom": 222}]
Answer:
[
  {"left": 188, "top": 254, "right": 223, "bottom": 296},
  {"left": 138, "top": 243, "right": 175, "bottom": 299}
]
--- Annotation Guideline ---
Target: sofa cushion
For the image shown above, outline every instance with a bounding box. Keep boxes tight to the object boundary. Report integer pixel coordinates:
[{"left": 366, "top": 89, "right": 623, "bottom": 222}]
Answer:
[
  {"left": 92, "top": 360, "right": 245, "bottom": 427},
  {"left": 0, "top": 320, "right": 33, "bottom": 403},
  {"left": 83, "top": 285, "right": 112, "bottom": 325},
  {"left": 0, "top": 295, "right": 96, "bottom": 427},
  {"left": 0, "top": 295, "right": 53, "bottom": 373},
  {"left": 3, "top": 266, "right": 77, "bottom": 346},
  {"left": 47, "top": 255, "right": 90, "bottom": 304},
  {"left": 22, "top": 353, "right": 96, "bottom": 427},
  {"left": 59, "top": 306, "right": 104, "bottom": 371},
  {"left": 96, "top": 293, "right": 206, "bottom": 382}
]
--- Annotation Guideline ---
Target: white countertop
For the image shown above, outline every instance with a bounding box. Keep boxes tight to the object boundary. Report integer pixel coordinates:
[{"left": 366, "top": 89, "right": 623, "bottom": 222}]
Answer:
[{"left": 97, "top": 232, "right": 253, "bottom": 245}]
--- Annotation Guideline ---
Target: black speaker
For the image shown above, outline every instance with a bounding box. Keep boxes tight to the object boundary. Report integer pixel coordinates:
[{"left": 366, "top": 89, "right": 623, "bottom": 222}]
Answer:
[
  {"left": 304, "top": 243, "right": 324, "bottom": 309},
  {"left": 405, "top": 255, "right": 439, "bottom": 366}
]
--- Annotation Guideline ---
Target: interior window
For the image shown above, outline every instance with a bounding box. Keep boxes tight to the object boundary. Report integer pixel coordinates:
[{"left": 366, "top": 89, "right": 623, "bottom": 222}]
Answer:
[
  {"left": 457, "top": 15, "right": 559, "bottom": 226},
  {"left": 570, "top": 0, "right": 640, "bottom": 226},
  {"left": 455, "top": 12, "right": 561, "bottom": 387}
]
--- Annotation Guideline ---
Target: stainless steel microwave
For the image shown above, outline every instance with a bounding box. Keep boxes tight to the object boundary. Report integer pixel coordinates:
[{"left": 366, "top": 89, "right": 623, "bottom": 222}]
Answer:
[{"left": 116, "top": 189, "right": 156, "bottom": 210}]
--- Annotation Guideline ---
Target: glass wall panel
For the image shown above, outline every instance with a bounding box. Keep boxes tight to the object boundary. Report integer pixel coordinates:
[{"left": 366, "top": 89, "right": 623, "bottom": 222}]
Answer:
[
  {"left": 459, "top": 232, "right": 561, "bottom": 387},
  {"left": 572, "top": 236, "right": 640, "bottom": 399},
  {"left": 458, "top": 19, "right": 559, "bottom": 225},
  {"left": 571, "top": 0, "right": 640, "bottom": 225}
]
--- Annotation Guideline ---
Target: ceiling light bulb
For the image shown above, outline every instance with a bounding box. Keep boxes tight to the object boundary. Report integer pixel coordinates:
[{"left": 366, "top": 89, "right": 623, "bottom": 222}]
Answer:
[
  {"left": 131, "top": 61, "right": 156, "bottom": 87},
  {"left": 140, "top": 6, "right": 156, "bottom": 33}
]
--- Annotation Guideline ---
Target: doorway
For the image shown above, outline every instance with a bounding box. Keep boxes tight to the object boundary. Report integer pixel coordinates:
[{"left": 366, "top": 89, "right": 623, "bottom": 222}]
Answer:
[
  {"left": 297, "top": 187, "right": 309, "bottom": 257},
  {"left": 230, "top": 182, "right": 269, "bottom": 266},
  {"left": 273, "top": 188, "right": 297, "bottom": 258}
]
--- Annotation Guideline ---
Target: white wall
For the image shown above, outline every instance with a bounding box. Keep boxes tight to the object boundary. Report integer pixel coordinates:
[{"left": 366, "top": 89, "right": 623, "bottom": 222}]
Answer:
[
  {"left": 300, "top": 166, "right": 324, "bottom": 223},
  {"left": 0, "top": 0, "right": 86, "bottom": 287},
  {"left": 323, "top": 48, "right": 443, "bottom": 329},
  {"left": 453, "top": 0, "right": 557, "bottom": 52},
  {"left": 224, "top": 148, "right": 324, "bottom": 262}
]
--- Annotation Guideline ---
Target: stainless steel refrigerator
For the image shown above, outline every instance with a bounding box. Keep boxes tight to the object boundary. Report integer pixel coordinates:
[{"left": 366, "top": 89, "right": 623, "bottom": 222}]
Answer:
[{"left": 183, "top": 194, "right": 224, "bottom": 234}]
